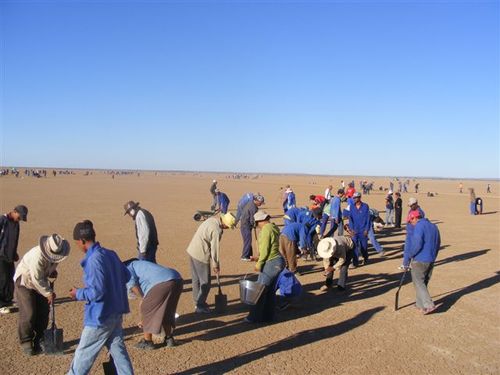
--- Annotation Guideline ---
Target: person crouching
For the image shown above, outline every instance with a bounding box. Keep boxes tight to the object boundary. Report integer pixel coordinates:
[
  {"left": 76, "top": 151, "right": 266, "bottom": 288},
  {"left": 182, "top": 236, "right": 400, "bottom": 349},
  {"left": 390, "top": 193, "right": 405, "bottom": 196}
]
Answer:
[
  {"left": 124, "top": 259, "right": 183, "bottom": 350},
  {"left": 13, "top": 234, "right": 70, "bottom": 356},
  {"left": 317, "top": 232, "right": 354, "bottom": 292}
]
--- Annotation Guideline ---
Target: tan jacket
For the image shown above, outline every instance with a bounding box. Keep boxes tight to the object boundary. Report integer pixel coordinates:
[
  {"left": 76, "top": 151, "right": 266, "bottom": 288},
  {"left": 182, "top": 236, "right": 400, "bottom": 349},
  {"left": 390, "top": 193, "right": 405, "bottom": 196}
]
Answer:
[
  {"left": 13, "top": 246, "right": 57, "bottom": 297},
  {"left": 186, "top": 217, "right": 223, "bottom": 265}
]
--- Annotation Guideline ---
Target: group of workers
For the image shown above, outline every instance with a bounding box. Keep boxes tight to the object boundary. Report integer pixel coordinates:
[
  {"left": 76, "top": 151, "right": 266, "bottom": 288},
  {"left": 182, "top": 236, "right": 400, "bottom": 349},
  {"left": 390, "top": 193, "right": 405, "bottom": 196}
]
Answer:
[{"left": 0, "top": 175, "right": 465, "bottom": 374}]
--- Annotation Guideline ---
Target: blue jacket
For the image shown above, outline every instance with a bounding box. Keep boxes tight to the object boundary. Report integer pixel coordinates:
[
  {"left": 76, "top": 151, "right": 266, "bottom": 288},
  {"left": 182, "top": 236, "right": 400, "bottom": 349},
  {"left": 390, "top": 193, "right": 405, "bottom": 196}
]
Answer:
[
  {"left": 346, "top": 202, "right": 370, "bottom": 235},
  {"left": 404, "top": 207, "right": 426, "bottom": 250},
  {"left": 329, "top": 196, "right": 342, "bottom": 221},
  {"left": 281, "top": 222, "right": 307, "bottom": 249},
  {"left": 287, "top": 192, "right": 296, "bottom": 208},
  {"left": 216, "top": 192, "right": 230, "bottom": 214},
  {"left": 403, "top": 218, "right": 441, "bottom": 266},
  {"left": 76, "top": 242, "right": 130, "bottom": 328},
  {"left": 235, "top": 192, "right": 253, "bottom": 221},
  {"left": 283, "top": 207, "right": 303, "bottom": 225},
  {"left": 126, "top": 260, "right": 182, "bottom": 297}
]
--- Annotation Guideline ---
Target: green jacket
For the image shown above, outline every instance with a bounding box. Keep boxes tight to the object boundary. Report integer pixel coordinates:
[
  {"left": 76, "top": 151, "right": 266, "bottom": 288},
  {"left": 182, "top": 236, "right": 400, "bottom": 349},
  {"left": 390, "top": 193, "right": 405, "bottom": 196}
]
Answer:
[{"left": 256, "top": 222, "right": 281, "bottom": 270}]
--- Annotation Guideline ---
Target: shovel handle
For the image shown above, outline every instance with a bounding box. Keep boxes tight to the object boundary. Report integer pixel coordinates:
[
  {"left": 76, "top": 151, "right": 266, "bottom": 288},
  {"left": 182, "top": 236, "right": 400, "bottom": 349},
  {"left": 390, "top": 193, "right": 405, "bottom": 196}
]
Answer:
[{"left": 216, "top": 273, "right": 222, "bottom": 293}]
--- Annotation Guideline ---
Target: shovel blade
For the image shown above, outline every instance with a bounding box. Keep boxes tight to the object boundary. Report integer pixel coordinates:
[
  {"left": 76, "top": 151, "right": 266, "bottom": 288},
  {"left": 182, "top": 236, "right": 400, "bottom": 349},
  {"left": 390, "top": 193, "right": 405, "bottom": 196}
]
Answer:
[
  {"left": 44, "top": 328, "right": 64, "bottom": 354},
  {"left": 215, "top": 293, "right": 227, "bottom": 313}
]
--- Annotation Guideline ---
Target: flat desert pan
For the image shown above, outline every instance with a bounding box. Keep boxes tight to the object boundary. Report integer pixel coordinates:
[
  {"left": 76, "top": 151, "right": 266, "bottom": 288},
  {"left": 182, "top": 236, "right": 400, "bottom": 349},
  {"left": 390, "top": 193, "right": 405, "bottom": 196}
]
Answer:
[{"left": 0, "top": 172, "right": 498, "bottom": 374}]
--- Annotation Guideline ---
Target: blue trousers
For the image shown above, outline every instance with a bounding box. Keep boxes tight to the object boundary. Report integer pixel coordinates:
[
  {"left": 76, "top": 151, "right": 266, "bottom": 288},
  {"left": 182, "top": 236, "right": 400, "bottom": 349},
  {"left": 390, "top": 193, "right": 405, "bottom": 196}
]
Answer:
[
  {"left": 241, "top": 226, "right": 253, "bottom": 258},
  {"left": 67, "top": 315, "right": 133, "bottom": 375},
  {"left": 368, "top": 227, "right": 383, "bottom": 253}
]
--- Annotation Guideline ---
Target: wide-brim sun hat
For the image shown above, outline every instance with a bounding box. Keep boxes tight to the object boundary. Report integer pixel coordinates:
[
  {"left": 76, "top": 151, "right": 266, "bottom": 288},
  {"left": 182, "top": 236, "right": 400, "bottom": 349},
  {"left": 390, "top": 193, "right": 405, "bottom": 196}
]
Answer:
[
  {"left": 221, "top": 213, "right": 236, "bottom": 229},
  {"left": 123, "top": 201, "right": 140, "bottom": 215},
  {"left": 317, "top": 238, "right": 337, "bottom": 259},
  {"left": 39, "top": 234, "right": 70, "bottom": 263}
]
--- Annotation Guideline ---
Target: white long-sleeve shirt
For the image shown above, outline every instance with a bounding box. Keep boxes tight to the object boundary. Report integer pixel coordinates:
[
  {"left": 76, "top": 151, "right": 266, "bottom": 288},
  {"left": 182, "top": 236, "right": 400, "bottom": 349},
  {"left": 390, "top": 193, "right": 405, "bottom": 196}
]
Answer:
[
  {"left": 13, "top": 246, "right": 57, "bottom": 297},
  {"left": 135, "top": 210, "right": 150, "bottom": 254}
]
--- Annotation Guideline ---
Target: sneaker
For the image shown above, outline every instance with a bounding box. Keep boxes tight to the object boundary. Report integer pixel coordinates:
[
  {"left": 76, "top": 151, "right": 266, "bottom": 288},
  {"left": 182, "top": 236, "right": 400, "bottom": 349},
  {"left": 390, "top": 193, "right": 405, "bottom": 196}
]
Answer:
[
  {"left": 349, "top": 264, "right": 357, "bottom": 269},
  {"left": 336, "top": 285, "right": 346, "bottom": 292},
  {"left": 0, "top": 306, "right": 12, "bottom": 314},
  {"left": 320, "top": 285, "right": 331, "bottom": 292},
  {"left": 21, "top": 343, "right": 34, "bottom": 356},
  {"left": 134, "top": 339, "right": 155, "bottom": 350},
  {"left": 378, "top": 250, "right": 386, "bottom": 257},
  {"left": 164, "top": 336, "right": 176, "bottom": 348},
  {"left": 195, "top": 306, "right": 211, "bottom": 314},
  {"left": 240, "top": 257, "right": 252, "bottom": 262}
]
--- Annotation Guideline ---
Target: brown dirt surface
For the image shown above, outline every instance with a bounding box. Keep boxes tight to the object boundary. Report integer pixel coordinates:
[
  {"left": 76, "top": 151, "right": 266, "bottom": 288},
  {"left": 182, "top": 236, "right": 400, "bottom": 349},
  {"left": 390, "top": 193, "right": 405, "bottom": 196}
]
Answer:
[{"left": 0, "top": 173, "right": 498, "bottom": 374}]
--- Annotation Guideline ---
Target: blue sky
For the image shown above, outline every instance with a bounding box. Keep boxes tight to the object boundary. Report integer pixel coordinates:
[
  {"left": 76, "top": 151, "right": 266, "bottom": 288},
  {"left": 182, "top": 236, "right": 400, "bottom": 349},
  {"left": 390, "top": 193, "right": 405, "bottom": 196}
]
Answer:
[{"left": 1, "top": 0, "right": 499, "bottom": 178}]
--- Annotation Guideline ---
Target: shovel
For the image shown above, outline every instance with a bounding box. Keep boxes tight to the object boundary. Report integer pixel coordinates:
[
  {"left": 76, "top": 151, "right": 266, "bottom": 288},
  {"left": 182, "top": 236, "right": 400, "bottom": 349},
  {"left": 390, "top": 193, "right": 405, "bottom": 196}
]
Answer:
[
  {"left": 44, "top": 279, "right": 64, "bottom": 354},
  {"left": 214, "top": 273, "right": 227, "bottom": 313}
]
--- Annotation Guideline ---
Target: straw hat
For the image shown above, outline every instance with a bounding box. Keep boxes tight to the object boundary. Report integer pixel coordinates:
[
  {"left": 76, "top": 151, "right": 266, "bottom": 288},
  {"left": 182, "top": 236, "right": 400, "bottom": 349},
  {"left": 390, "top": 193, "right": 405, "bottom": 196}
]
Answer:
[
  {"left": 39, "top": 234, "right": 70, "bottom": 263},
  {"left": 317, "top": 238, "right": 337, "bottom": 259}
]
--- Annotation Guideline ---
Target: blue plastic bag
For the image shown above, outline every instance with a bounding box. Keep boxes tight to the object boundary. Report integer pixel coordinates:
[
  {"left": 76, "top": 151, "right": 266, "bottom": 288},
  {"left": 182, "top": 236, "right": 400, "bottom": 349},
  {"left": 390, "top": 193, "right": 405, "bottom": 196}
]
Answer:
[{"left": 275, "top": 268, "right": 302, "bottom": 297}]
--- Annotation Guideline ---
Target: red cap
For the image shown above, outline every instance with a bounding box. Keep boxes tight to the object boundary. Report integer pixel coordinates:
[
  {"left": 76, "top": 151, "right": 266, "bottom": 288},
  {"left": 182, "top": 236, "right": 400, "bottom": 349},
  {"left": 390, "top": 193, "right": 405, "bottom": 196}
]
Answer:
[{"left": 408, "top": 210, "right": 421, "bottom": 221}]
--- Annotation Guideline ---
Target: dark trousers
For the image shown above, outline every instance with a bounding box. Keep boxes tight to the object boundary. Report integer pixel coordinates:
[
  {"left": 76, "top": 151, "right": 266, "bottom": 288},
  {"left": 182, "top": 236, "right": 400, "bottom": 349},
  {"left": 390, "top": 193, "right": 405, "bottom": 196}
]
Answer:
[
  {"left": 0, "top": 259, "right": 15, "bottom": 307},
  {"left": 324, "top": 249, "right": 353, "bottom": 288},
  {"left": 241, "top": 226, "right": 253, "bottom": 259},
  {"left": 395, "top": 208, "right": 402, "bottom": 228},
  {"left": 15, "top": 278, "right": 49, "bottom": 345},
  {"left": 247, "top": 256, "right": 285, "bottom": 322}
]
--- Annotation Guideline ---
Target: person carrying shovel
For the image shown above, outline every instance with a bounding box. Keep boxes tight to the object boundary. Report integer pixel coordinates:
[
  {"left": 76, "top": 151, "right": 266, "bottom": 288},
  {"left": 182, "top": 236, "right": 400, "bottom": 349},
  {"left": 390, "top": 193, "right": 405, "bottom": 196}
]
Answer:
[
  {"left": 186, "top": 213, "right": 236, "bottom": 314},
  {"left": 13, "top": 233, "right": 70, "bottom": 356}
]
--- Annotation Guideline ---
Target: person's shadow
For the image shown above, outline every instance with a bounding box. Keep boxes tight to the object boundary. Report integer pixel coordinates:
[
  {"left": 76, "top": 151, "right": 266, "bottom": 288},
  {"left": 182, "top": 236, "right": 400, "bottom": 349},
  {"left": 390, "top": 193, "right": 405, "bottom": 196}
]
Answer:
[
  {"left": 434, "top": 271, "right": 499, "bottom": 313},
  {"left": 176, "top": 306, "right": 385, "bottom": 375}
]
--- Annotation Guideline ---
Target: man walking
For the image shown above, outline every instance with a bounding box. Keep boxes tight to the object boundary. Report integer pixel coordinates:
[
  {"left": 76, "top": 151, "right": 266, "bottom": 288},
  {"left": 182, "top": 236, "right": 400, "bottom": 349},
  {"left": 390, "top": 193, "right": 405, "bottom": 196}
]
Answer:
[
  {"left": 0, "top": 205, "right": 28, "bottom": 314},
  {"left": 14, "top": 234, "right": 70, "bottom": 355},
  {"left": 239, "top": 194, "right": 265, "bottom": 261},
  {"left": 186, "top": 213, "right": 236, "bottom": 313},
  {"left": 68, "top": 220, "right": 133, "bottom": 375},
  {"left": 124, "top": 201, "right": 159, "bottom": 263},
  {"left": 402, "top": 211, "right": 441, "bottom": 315}
]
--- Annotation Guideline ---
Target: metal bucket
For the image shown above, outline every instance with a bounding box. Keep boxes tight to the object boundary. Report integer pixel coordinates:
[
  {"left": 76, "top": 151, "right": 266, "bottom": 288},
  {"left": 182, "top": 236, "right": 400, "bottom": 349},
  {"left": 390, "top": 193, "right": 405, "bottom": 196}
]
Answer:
[{"left": 239, "top": 276, "right": 265, "bottom": 305}]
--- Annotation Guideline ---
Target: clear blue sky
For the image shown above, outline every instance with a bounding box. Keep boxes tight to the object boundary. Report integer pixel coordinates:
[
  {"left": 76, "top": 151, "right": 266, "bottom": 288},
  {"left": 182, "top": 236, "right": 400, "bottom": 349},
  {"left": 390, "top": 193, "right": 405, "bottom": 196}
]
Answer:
[{"left": 1, "top": 0, "right": 499, "bottom": 178}]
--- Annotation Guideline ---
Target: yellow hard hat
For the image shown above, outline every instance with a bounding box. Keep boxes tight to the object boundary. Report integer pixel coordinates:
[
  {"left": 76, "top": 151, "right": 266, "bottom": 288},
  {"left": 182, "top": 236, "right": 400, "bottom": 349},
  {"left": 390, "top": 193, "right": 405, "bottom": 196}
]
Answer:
[{"left": 221, "top": 213, "right": 236, "bottom": 229}]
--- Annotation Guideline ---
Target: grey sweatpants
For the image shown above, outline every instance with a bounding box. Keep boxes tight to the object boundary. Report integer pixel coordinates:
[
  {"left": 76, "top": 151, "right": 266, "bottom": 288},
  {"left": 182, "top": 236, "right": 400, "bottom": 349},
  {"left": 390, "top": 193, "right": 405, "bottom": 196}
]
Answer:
[
  {"left": 411, "top": 261, "right": 435, "bottom": 309},
  {"left": 189, "top": 257, "right": 211, "bottom": 309}
]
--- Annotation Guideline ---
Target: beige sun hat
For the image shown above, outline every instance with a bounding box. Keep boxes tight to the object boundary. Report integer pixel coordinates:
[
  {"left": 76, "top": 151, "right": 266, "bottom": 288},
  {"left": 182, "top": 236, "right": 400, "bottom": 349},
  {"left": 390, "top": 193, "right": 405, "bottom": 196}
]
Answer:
[
  {"left": 317, "top": 238, "right": 337, "bottom": 259},
  {"left": 39, "top": 234, "right": 70, "bottom": 263},
  {"left": 254, "top": 210, "right": 270, "bottom": 222}
]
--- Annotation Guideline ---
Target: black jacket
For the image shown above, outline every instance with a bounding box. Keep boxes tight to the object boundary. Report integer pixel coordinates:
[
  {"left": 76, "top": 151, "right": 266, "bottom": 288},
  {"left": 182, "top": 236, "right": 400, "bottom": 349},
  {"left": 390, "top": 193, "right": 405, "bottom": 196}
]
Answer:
[{"left": 0, "top": 214, "right": 20, "bottom": 262}]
